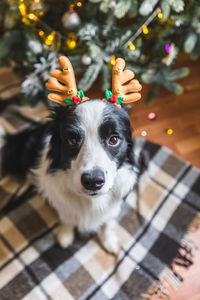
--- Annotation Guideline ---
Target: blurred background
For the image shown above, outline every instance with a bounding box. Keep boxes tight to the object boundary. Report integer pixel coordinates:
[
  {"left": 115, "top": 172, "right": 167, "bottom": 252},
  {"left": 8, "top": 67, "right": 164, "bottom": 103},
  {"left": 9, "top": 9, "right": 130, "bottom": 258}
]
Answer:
[{"left": 0, "top": 0, "right": 200, "bottom": 168}]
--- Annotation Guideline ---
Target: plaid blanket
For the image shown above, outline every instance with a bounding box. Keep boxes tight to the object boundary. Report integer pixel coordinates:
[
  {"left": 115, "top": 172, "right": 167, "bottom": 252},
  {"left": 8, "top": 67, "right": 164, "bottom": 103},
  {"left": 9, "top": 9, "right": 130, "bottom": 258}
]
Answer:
[{"left": 0, "top": 104, "right": 200, "bottom": 300}]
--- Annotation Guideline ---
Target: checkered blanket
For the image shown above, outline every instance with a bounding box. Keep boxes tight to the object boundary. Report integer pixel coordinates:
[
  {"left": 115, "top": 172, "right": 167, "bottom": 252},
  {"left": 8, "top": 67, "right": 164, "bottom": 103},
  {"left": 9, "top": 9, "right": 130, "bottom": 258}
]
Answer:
[{"left": 0, "top": 104, "right": 200, "bottom": 300}]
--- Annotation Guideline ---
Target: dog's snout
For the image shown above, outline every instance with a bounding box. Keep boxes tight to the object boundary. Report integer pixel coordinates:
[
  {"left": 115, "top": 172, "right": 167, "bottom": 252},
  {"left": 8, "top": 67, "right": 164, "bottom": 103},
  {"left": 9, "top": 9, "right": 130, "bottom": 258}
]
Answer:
[{"left": 81, "top": 169, "right": 105, "bottom": 191}]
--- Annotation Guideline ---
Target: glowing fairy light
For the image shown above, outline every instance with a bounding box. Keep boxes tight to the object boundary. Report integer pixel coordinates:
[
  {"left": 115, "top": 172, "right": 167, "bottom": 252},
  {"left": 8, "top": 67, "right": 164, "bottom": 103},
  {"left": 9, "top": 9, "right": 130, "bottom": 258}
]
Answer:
[
  {"left": 38, "top": 30, "right": 44, "bottom": 37},
  {"left": 157, "top": 9, "right": 163, "bottom": 19},
  {"left": 66, "top": 39, "right": 76, "bottom": 49},
  {"left": 28, "top": 13, "right": 38, "bottom": 21},
  {"left": 142, "top": 25, "right": 149, "bottom": 35},
  {"left": 45, "top": 31, "right": 56, "bottom": 45},
  {"left": 19, "top": 2, "right": 26, "bottom": 16},
  {"left": 110, "top": 56, "right": 116, "bottom": 65},
  {"left": 129, "top": 42, "right": 136, "bottom": 51}
]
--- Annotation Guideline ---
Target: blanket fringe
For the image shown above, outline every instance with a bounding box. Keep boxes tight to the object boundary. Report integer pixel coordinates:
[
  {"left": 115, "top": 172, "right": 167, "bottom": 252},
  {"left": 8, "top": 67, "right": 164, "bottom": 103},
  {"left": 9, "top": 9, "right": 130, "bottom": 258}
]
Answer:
[
  {"left": 163, "top": 237, "right": 195, "bottom": 288},
  {"left": 141, "top": 282, "right": 169, "bottom": 299},
  {"left": 142, "top": 236, "right": 197, "bottom": 299}
]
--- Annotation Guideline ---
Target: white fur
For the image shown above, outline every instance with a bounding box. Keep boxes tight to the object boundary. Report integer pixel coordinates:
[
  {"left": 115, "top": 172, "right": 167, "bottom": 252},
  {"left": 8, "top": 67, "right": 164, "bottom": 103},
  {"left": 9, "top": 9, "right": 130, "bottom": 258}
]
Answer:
[
  {"left": 99, "top": 220, "right": 120, "bottom": 254},
  {"left": 56, "top": 224, "right": 74, "bottom": 248},
  {"left": 33, "top": 102, "right": 137, "bottom": 253},
  {"left": 70, "top": 101, "right": 117, "bottom": 196}
]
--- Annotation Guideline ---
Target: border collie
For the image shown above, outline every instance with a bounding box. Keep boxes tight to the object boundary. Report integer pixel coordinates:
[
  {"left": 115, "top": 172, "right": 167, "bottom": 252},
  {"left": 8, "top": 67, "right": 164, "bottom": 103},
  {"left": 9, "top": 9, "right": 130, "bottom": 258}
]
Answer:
[
  {"left": 1, "top": 56, "right": 142, "bottom": 254},
  {"left": 1, "top": 100, "right": 138, "bottom": 254}
]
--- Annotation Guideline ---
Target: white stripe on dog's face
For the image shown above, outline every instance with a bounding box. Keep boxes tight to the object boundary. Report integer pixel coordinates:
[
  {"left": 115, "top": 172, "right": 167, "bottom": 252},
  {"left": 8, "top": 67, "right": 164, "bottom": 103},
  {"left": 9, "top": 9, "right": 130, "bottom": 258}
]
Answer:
[{"left": 71, "top": 101, "right": 117, "bottom": 196}]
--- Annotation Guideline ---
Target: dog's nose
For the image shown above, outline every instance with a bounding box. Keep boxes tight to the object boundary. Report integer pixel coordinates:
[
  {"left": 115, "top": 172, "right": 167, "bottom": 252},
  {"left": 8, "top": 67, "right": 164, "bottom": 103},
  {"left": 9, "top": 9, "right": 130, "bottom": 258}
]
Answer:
[{"left": 81, "top": 169, "right": 105, "bottom": 191}]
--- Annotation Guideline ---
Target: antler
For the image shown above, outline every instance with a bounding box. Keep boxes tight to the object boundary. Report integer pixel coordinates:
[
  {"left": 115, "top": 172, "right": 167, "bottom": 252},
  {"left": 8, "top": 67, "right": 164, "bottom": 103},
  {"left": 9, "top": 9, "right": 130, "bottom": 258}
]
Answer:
[
  {"left": 46, "top": 56, "right": 141, "bottom": 107},
  {"left": 46, "top": 56, "right": 88, "bottom": 105},
  {"left": 112, "top": 58, "right": 142, "bottom": 104}
]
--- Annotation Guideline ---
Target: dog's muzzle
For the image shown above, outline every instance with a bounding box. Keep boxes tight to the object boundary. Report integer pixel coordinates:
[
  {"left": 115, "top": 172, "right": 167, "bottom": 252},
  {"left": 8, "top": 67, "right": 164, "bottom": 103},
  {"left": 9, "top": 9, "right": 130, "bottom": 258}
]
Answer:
[{"left": 81, "top": 169, "right": 105, "bottom": 191}]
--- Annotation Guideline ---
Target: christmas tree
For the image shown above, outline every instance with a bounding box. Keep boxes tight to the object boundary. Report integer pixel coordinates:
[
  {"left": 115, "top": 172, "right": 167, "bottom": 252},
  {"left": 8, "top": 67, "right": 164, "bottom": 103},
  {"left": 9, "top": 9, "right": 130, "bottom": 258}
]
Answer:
[{"left": 0, "top": 0, "right": 199, "bottom": 105}]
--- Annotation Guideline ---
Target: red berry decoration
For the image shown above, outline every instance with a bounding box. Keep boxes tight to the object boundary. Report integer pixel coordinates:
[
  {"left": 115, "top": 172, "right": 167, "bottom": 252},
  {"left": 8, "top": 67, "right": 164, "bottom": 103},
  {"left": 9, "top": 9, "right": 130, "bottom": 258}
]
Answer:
[
  {"left": 109, "top": 95, "right": 118, "bottom": 103},
  {"left": 72, "top": 96, "right": 81, "bottom": 105}
]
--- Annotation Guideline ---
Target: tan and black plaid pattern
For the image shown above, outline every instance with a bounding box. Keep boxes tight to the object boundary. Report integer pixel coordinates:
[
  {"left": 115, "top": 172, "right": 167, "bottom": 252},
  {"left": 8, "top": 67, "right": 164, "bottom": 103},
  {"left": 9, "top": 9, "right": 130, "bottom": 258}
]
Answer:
[{"left": 0, "top": 104, "right": 200, "bottom": 300}]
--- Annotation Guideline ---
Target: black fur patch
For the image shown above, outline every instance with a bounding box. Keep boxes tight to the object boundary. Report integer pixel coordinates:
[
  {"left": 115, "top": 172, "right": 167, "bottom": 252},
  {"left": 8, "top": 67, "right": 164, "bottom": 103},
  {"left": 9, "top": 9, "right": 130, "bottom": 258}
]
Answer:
[
  {"left": 99, "top": 103, "right": 134, "bottom": 168},
  {"left": 47, "top": 105, "right": 84, "bottom": 171}
]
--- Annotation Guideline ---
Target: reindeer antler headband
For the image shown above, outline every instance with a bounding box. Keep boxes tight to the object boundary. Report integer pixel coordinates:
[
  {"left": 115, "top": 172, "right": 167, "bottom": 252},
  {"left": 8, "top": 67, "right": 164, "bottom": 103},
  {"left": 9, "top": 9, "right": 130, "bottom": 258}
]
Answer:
[{"left": 46, "top": 56, "right": 142, "bottom": 107}]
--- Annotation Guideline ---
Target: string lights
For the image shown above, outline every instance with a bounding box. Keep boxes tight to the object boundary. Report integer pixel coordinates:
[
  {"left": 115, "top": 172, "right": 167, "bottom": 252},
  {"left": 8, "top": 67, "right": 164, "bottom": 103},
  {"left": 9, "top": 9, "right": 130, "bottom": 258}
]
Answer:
[
  {"left": 18, "top": 1, "right": 163, "bottom": 56},
  {"left": 122, "top": 7, "right": 163, "bottom": 51},
  {"left": 45, "top": 31, "right": 56, "bottom": 46},
  {"left": 18, "top": 0, "right": 82, "bottom": 49}
]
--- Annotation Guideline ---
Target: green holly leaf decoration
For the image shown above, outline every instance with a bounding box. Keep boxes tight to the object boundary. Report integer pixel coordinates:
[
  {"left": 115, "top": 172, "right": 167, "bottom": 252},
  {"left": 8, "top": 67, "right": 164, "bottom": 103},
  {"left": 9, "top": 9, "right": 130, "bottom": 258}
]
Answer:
[
  {"left": 117, "top": 97, "right": 125, "bottom": 104},
  {"left": 105, "top": 89, "right": 113, "bottom": 100},
  {"left": 77, "top": 89, "right": 84, "bottom": 100},
  {"left": 64, "top": 90, "right": 85, "bottom": 106},
  {"left": 64, "top": 98, "right": 74, "bottom": 105}
]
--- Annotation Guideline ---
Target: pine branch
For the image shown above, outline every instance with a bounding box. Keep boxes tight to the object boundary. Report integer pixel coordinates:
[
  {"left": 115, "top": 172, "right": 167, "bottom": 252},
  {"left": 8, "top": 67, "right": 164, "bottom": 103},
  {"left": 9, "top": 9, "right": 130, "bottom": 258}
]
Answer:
[
  {"left": 166, "top": 67, "right": 190, "bottom": 81},
  {"left": 101, "top": 63, "right": 111, "bottom": 91},
  {"left": 139, "top": 0, "right": 159, "bottom": 16},
  {"left": 184, "top": 33, "right": 198, "bottom": 53},
  {"left": 114, "top": 0, "right": 131, "bottom": 19},
  {"left": 162, "top": 81, "right": 183, "bottom": 94},
  {"left": 78, "top": 60, "right": 103, "bottom": 91},
  {"left": 161, "top": 0, "right": 171, "bottom": 20}
]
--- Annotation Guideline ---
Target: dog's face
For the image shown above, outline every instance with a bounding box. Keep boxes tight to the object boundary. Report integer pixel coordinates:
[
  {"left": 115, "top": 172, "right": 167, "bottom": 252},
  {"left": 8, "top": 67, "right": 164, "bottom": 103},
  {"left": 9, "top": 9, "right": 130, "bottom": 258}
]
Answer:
[{"left": 48, "top": 100, "right": 133, "bottom": 197}]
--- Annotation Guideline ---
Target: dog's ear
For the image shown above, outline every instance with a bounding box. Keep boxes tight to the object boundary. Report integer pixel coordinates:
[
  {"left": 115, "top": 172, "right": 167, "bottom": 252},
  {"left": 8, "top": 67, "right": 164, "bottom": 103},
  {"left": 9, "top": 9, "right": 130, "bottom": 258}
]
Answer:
[{"left": 47, "top": 104, "right": 69, "bottom": 169}]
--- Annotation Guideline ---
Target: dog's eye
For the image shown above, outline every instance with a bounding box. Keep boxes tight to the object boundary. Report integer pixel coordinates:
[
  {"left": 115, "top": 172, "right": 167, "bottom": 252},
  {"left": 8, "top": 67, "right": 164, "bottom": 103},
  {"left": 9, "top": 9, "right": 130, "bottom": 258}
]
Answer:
[
  {"left": 67, "top": 137, "right": 78, "bottom": 147},
  {"left": 107, "top": 136, "right": 119, "bottom": 146}
]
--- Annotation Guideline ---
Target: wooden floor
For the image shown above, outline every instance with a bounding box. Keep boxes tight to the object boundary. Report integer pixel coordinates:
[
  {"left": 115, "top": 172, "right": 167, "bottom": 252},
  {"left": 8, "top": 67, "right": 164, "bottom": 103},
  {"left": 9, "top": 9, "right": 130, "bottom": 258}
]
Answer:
[{"left": 129, "top": 56, "right": 200, "bottom": 169}]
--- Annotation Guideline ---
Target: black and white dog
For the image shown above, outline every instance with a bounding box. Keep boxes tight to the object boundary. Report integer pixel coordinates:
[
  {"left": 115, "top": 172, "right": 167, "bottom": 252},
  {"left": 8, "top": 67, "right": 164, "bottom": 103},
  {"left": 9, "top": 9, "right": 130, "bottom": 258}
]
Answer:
[{"left": 1, "top": 99, "right": 139, "bottom": 254}]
